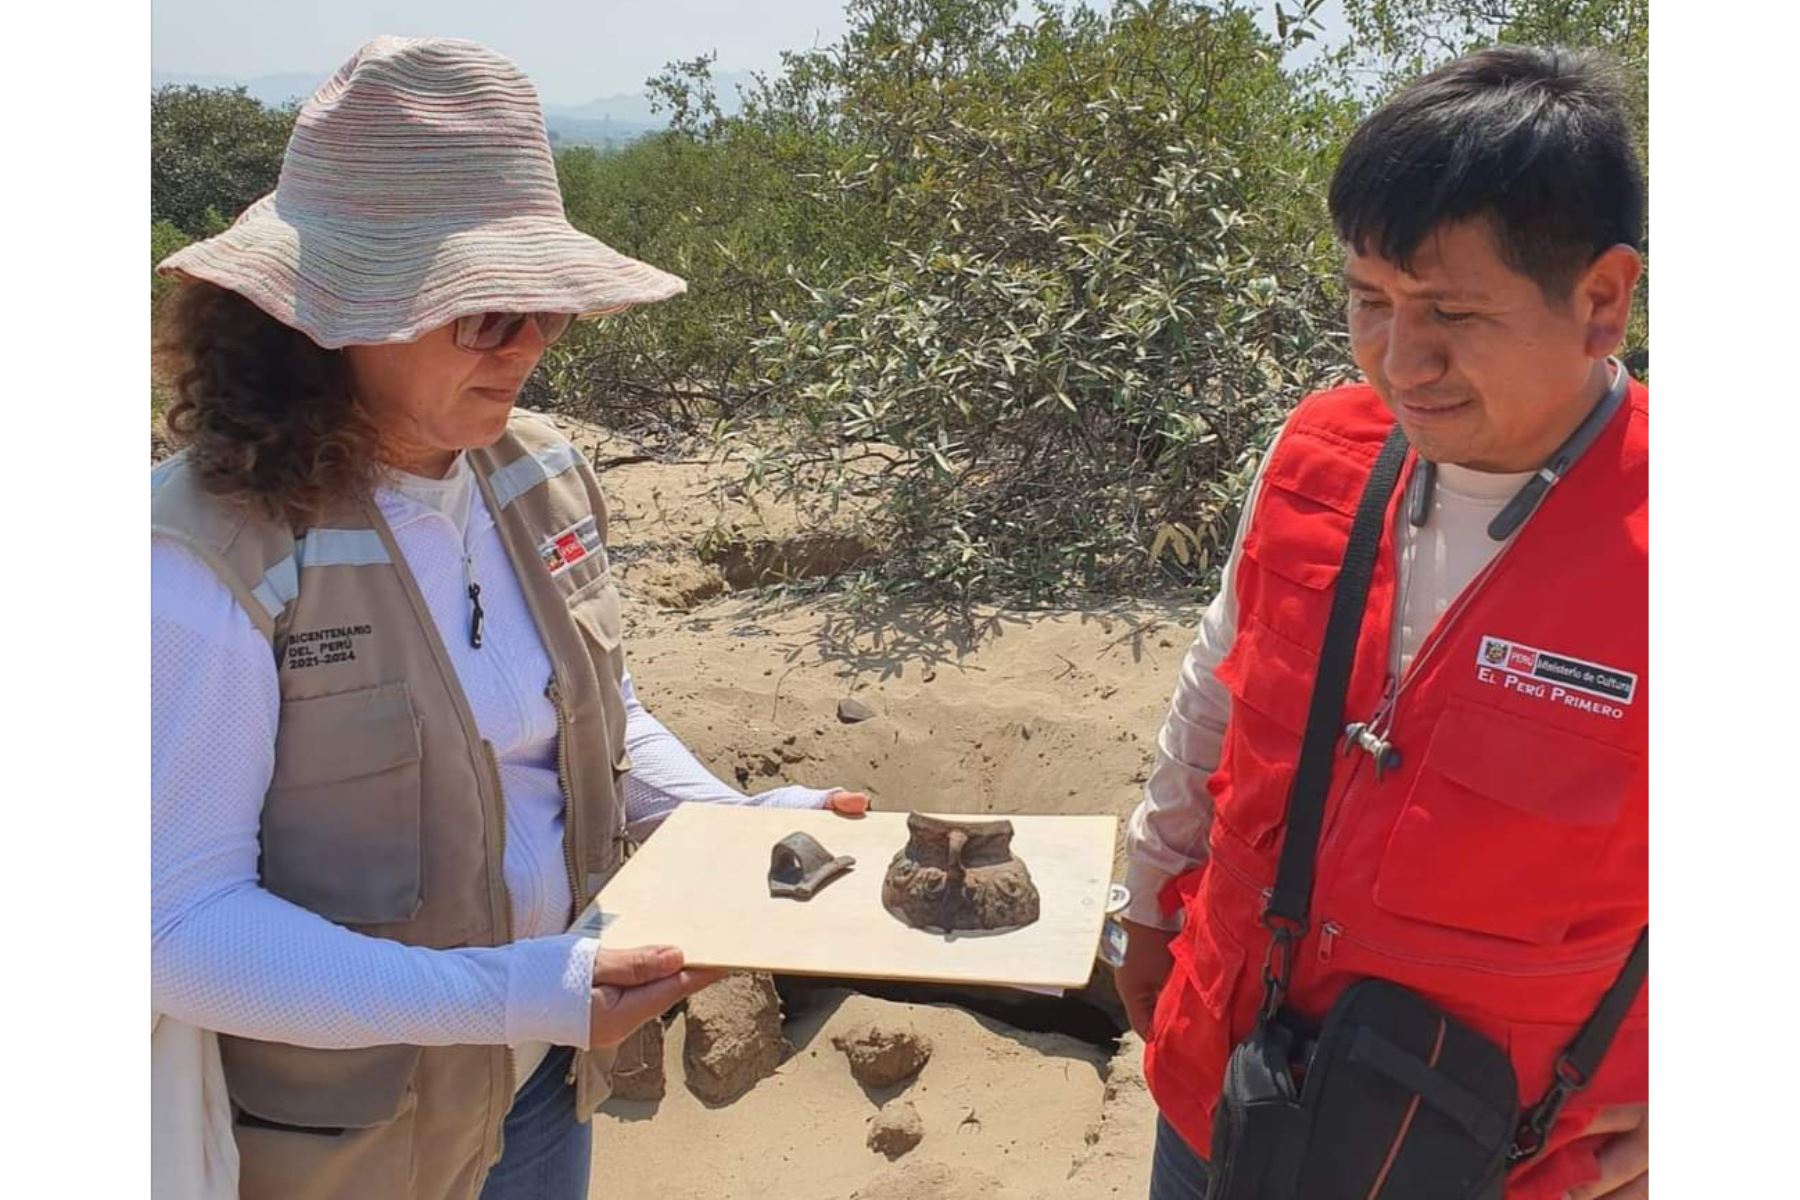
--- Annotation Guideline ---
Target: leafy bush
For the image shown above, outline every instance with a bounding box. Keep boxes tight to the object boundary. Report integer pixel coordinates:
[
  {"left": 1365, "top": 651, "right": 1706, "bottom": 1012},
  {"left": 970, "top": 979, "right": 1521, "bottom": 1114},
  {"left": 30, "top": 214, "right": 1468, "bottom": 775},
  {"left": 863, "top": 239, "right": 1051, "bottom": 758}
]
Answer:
[
  {"left": 735, "top": 0, "right": 1358, "bottom": 601},
  {"left": 151, "top": 219, "right": 192, "bottom": 309},
  {"left": 526, "top": 63, "right": 887, "bottom": 436},
  {"left": 151, "top": 86, "right": 295, "bottom": 236}
]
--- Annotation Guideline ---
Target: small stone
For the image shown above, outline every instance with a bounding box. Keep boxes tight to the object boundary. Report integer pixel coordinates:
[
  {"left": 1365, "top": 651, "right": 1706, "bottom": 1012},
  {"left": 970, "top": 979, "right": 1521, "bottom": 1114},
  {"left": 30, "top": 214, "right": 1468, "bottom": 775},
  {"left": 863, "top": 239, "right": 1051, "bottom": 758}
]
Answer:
[
  {"left": 866, "top": 1100, "right": 924, "bottom": 1159},
  {"left": 608, "top": 1019, "right": 666, "bottom": 1102},
  {"left": 833, "top": 1021, "right": 933, "bottom": 1088},
  {"left": 683, "top": 972, "right": 788, "bottom": 1105},
  {"left": 838, "top": 698, "right": 877, "bottom": 723}
]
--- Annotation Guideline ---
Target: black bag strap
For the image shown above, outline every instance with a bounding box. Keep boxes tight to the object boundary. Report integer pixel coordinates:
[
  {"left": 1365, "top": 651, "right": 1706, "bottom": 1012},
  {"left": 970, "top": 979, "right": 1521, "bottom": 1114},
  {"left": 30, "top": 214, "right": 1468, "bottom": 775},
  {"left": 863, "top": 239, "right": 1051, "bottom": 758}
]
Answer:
[
  {"left": 1510, "top": 927, "right": 1648, "bottom": 1163},
  {"left": 1257, "top": 424, "right": 1409, "bottom": 1016}
]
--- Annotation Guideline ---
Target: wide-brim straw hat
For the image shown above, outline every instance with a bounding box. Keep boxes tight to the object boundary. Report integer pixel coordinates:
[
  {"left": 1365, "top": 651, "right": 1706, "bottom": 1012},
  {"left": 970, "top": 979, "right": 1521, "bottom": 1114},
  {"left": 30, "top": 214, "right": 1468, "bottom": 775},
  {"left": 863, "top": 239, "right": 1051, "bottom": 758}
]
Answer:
[{"left": 156, "top": 36, "right": 685, "bottom": 349}]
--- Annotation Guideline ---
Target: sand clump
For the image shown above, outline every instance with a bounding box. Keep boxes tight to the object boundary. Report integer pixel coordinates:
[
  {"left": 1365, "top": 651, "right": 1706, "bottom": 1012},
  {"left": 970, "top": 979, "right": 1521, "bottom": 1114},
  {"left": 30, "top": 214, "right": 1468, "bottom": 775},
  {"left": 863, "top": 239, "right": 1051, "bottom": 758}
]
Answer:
[
  {"left": 608, "top": 1020, "right": 666, "bottom": 1103},
  {"left": 833, "top": 1020, "right": 934, "bottom": 1089},
  {"left": 867, "top": 1099, "right": 925, "bottom": 1159},
  {"left": 681, "top": 972, "right": 789, "bottom": 1105}
]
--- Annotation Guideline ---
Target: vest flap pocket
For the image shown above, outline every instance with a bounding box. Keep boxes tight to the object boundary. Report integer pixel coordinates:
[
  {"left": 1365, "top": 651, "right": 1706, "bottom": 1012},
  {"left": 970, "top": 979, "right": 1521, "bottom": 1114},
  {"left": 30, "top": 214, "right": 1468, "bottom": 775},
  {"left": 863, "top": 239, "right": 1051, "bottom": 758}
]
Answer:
[
  {"left": 1260, "top": 429, "right": 1378, "bottom": 518},
  {"left": 1218, "top": 615, "right": 1316, "bottom": 735},
  {"left": 263, "top": 683, "right": 424, "bottom": 926},
  {"left": 1420, "top": 700, "right": 1632, "bottom": 826},
  {"left": 1374, "top": 699, "right": 1642, "bottom": 946},
  {"left": 270, "top": 683, "right": 420, "bottom": 789},
  {"left": 1210, "top": 616, "right": 1314, "bottom": 848},
  {"left": 570, "top": 576, "right": 624, "bottom": 653},
  {"left": 1240, "top": 504, "right": 1346, "bottom": 593},
  {"left": 220, "top": 1037, "right": 422, "bottom": 1130}
]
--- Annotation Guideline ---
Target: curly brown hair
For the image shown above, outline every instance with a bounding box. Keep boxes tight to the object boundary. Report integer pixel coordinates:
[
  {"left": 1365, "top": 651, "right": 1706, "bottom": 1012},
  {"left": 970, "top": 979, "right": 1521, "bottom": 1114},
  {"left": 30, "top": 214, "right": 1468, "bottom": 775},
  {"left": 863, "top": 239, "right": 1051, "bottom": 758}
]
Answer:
[{"left": 154, "top": 280, "right": 385, "bottom": 524}]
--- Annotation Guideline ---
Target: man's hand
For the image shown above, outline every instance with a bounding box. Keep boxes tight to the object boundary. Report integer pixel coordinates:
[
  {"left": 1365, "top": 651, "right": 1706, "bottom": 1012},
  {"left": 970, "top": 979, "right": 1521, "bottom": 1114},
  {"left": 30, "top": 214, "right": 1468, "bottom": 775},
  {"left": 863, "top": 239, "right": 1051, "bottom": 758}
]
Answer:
[
  {"left": 1113, "top": 918, "right": 1176, "bottom": 1038},
  {"left": 1565, "top": 1104, "right": 1647, "bottom": 1200},
  {"left": 588, "top": 945, "right": 726, "bottom": 1050}
]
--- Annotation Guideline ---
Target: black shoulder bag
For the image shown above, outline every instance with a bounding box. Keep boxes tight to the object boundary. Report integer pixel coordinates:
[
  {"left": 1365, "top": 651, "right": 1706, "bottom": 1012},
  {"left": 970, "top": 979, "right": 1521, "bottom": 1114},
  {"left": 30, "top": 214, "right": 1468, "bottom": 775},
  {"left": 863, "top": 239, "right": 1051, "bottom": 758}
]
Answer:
[{"left": 1205, "top": 426, "right": 1648, "bottom": 1200}]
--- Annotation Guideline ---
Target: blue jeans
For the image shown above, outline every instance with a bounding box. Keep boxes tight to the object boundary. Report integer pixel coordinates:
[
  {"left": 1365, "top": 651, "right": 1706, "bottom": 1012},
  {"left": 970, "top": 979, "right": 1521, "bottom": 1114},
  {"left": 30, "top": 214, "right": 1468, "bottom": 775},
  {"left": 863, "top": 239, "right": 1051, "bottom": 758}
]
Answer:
[
  {"left": 479, "top": 1047, "right": 591, "bottom": 1200},
  {"left": 1149, "top": 1115, "right": 1212, "bottom": 1200}
]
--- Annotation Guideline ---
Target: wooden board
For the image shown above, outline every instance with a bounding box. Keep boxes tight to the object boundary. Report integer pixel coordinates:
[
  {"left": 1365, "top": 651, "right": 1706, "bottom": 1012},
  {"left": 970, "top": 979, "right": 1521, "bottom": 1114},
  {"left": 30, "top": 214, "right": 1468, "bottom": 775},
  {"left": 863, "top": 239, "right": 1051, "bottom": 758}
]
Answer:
[{"left": 582, "top": 804, "right": 1118, "bottom": 990}]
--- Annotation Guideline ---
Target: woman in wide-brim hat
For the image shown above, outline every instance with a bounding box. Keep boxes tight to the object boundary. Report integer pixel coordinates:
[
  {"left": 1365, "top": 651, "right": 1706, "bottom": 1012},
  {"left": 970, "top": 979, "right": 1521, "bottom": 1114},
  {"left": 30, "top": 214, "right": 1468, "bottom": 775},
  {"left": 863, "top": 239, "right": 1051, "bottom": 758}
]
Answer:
[{"left": 151, "top": 36, "right": 866, "bottom": 1200}]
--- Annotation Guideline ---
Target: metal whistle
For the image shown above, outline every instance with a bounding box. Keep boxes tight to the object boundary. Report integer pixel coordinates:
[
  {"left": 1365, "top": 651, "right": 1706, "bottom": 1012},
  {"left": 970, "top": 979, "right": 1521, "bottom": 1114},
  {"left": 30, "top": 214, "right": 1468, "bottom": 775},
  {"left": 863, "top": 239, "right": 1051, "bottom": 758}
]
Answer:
[{"left": 1342, "top": 722, "right": 1402, "bottom": 781}]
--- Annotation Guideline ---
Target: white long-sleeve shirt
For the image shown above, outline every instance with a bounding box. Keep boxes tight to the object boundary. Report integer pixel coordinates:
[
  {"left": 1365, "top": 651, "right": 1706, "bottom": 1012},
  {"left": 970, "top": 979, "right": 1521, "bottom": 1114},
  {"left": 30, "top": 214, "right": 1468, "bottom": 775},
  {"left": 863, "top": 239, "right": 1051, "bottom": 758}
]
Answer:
[
  {"left": 1122, "top": 419, "right": 1534, "bottom": 929},
  {"left": 151, "top": 454, "right": 834, "bottom": 1056}
]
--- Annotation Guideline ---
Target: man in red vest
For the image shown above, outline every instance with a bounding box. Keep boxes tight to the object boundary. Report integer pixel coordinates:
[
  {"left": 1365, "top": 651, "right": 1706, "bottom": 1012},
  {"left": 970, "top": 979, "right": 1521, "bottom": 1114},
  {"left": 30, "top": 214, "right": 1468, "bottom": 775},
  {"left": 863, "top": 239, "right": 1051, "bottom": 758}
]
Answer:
[{"left": 1114, "top": 47, "right": 1647, "bottom": 1200}]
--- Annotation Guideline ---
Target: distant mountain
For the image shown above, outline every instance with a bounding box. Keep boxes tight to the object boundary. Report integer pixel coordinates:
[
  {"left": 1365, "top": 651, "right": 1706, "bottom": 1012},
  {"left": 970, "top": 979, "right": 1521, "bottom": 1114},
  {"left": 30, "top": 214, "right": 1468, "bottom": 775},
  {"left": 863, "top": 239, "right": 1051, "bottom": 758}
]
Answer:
[
  {"left": 151, "top": 66, "right": 763, "bottom": 149},
  {"left": 152, "top": 70, "right": 328, "bottom": 109},
  {"left": 542, "top": 69, "right": 756, "bottom": 125}
]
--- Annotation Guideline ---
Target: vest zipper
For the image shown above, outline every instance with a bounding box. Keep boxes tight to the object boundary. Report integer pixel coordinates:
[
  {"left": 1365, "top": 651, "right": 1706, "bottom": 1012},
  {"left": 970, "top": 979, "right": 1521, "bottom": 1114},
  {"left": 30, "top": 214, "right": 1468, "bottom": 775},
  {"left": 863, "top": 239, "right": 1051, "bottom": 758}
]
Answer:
[
  {"left": 365, "top": 492, "right": 516, "bottom": 1166},
  {"left": 479, "top": 740, "right": 520, "bottom": 1102},
  {"left": 1311, "top": 916, "right": 1634, "bottom": 979},
  {"left": 1216, "top": 854, "right": 1632, "bottom": 979},
  {"left": 545, "top": 673, "right": 586, "bottom": 1088},
  {"left": 545, "top": 674, "right": 585, "bottom": 927},
  {"left": 480, "top": 741, "right": 515, "bottom": 941},
  {"left": 1320, "top": 532, "right": 1525, "bottom": 863}
]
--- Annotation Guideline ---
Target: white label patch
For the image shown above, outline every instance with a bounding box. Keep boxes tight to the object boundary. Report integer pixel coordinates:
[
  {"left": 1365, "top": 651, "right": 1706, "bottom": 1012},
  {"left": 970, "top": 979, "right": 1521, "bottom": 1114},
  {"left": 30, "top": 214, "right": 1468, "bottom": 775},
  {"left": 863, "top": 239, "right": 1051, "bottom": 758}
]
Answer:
[
  {"left": 537, "top": 516, "right": 604, "bottom": 578},
  {"left": 1475, "top": 635, "right": 1638, "bottom": 719}
]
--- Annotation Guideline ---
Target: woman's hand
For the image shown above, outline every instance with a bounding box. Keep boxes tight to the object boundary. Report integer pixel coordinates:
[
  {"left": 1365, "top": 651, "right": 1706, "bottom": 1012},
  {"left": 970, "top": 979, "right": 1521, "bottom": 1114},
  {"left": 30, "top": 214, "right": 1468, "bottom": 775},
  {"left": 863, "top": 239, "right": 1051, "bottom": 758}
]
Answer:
[
  {"left": 824, "top": 790, "right": 871, "bottom": 816},
  {"left": 588, "top": 945, "right": 725, "bottom": 1050}
]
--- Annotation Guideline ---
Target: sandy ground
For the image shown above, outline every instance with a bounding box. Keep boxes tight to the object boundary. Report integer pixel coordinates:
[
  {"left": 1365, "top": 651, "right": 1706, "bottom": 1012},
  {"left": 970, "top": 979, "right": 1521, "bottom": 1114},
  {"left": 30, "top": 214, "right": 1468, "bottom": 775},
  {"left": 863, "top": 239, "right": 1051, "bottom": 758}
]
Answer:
[
  {"left": 590, "top": 993, "right": 1157, "bottom": 1200},
  {"left": 551, "top": 415, "right": 1201, "bottom": 1199}
]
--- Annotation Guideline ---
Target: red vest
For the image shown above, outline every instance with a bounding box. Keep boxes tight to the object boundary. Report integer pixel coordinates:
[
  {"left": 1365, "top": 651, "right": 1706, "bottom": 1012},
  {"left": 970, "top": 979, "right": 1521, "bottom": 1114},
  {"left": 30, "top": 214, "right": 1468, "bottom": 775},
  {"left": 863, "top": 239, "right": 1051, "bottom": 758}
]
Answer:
[{"left": 1142, "top": 382, "right": 1648, "bottom": 1200}]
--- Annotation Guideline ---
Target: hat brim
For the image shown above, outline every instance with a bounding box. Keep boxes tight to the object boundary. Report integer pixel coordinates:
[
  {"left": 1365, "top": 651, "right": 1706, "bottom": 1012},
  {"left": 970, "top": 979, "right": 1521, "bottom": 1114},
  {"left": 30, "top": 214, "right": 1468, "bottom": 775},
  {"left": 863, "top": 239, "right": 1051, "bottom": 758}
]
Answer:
[{"left": 156, "top": 193, "right": 686, "bottom": 349}]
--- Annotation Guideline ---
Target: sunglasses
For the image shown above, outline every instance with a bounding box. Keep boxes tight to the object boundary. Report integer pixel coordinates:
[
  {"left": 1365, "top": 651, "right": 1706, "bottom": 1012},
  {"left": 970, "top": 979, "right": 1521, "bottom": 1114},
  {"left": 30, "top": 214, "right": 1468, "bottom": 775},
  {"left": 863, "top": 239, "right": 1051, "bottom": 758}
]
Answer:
[{"left": 452, "top": 311, "right": 576, "bottom": 352}]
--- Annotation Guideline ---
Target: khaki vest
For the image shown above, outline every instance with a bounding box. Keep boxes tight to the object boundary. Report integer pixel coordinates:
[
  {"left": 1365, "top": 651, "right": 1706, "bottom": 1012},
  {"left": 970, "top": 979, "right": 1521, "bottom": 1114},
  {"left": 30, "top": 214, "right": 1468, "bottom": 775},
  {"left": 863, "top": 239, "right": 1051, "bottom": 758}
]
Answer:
[{"left": 153, "top": 412, "right": 632, "bottom": 1200}]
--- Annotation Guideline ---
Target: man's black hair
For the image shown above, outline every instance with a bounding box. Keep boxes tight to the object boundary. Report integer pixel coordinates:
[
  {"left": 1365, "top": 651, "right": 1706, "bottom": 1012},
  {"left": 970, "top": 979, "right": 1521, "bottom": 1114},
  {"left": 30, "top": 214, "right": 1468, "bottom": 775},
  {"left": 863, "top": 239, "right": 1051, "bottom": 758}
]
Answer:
[{"left": 1328, "top": 45, "right": 1644, "bottom": 297}]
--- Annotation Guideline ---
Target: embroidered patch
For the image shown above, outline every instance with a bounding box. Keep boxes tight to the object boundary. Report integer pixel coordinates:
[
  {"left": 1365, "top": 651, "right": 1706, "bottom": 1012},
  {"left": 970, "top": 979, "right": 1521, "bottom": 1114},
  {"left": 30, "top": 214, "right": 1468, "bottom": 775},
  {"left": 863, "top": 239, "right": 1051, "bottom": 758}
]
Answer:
[
  {"left": 282, "top": 624, "right": 373, "bottom": 670},
  {"left": 537, "top": 516, "right": 604, "bottom": 577},
  {"left": 1475, "top": 635, "right": 1639, "bottom": 713}
]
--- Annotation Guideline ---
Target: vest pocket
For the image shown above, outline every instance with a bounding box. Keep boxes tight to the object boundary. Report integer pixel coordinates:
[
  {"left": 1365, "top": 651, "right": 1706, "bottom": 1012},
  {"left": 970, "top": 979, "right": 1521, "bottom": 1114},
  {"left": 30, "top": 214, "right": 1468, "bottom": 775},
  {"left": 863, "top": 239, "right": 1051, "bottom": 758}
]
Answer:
[
  {"left": 221, "top": 1039, "right": 422, "bottom": 1130},
  {"left": 1373, "top": 698, "right": 1642, "bottom": 947},
  {"left": 573, "top": 1043, "right": 621, "bottom": 1121},
  {"left": 1212, "top": 616, "right": 1315, "bottom": 849},
  {"left": 1155, "top": 884, "right": 1249, "bottom": 1120},
  {"left": 226, "top": 1041, "right": 422, "bottom": 1200},
  {"left": 1237, "top": 474, "right": 1354, "bottom": 648},
  {"left": 264, "top": 683, "right": 424, "bottom": 926},
  {"left": 567, "top": 571, "right": 624, "bottom": 650},
  {"left": 570, "top": 581, "right": 632, "bottom": 776}
]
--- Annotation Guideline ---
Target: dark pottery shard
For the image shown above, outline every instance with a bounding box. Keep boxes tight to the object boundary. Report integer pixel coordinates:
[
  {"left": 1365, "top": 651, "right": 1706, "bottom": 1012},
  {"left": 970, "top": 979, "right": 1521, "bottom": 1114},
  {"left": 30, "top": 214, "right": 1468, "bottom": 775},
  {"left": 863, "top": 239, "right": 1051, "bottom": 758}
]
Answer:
[
  {"left": 768, "top": 831, "right": 856, "bottom": 900},
  {"left": 881, "top": 813, "right": 1040, "bottom": 933}
]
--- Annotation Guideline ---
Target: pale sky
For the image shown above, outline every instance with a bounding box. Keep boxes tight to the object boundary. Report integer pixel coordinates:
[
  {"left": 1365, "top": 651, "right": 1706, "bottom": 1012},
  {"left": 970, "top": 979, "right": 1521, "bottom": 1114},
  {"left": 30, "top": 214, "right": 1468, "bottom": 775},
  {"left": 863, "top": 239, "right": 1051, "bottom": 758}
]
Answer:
[{"left": 151, "top": 0, "right": 1344, "bottom": 109}]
